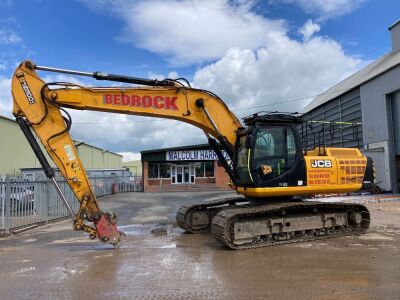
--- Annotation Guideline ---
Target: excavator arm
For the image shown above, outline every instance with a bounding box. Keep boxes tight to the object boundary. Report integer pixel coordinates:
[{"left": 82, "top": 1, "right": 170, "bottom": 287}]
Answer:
[{"left": 11, "top": 60, "right": 242, "bottom": 245}]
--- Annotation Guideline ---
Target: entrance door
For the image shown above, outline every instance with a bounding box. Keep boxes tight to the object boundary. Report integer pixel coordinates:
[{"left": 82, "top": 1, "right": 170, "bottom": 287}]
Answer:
[
  {"left": 183, "top": 166, "right": 190, "bottom": 183},
  {"left": 172, "top": 165, "right": 195, "bottom": 184},
  {"left": 176, "top": 166, "right": 183, "bottom": 183}
]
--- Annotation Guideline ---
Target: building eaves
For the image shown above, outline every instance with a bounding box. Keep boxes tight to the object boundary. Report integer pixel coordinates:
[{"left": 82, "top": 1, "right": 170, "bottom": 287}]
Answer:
[
  {"left": 140, "top": 144, "right": 211, "bottom": 154},
  {"left": 389, "top": 19, "right": 400, "bottom": 30},
  {"left": 303, "top": 49, "right": 400, "bottom": 113},
  {"left": 73, "top": 140, "right": 123, "bottom": 157},
  {"left": 0, "top": 115, "right": 16, "bottom": 123}
]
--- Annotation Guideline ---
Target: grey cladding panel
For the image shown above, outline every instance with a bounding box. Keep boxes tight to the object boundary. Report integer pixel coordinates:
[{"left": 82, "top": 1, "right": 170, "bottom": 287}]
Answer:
[
  {"left": 301, "top": 88, "right": 362, "bottom": 149},
  {"left": 361, "top": 66, "right": 400, "bottom": 144},
  {"left": 391, "top": 91, "right": 400, "bottom": 155}
]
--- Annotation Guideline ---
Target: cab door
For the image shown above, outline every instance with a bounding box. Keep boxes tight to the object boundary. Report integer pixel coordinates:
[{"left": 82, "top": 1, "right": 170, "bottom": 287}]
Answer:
[{"left": 251, "top": 125, "right": 306, "bottom": 187}]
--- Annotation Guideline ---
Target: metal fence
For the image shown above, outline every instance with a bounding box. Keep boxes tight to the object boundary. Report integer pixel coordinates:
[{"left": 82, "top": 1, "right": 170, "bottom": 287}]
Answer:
[{"left": 0, "top": 175, "right": 143, "bottom": 235}]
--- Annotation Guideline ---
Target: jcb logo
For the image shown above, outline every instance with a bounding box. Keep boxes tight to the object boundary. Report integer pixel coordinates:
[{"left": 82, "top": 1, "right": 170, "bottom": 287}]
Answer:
[{"left": 311, "top": 160, "right": 332, "bottom": 168}]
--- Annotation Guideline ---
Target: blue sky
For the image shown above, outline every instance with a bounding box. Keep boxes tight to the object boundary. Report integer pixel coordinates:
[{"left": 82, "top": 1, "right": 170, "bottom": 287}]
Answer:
[
  {"left": 1, "top": 0, "right": 398, "bottom": 77},
  {"left": 0, "top": 0, "right": 399, "bottom": 159}
]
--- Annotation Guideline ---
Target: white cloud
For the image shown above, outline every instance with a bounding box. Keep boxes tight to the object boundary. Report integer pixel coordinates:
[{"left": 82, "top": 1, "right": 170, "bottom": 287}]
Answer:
[
  {"left": 42, "top": 74, "right": 87, "bottom": 86},
  {"left": 0, "top": 77, "right": 12, "bottom": 117},
  {"left": 299, "top": 20, "right": 320, "bottom": 41},
  {"left": 82, "top": 0, "right": 286, "bottom": 65},
  {"left": 193, "top": 31, "right": 363, "bottom": 114},
  {"left": 118, "top": 152, "right": 141, "bottom": 162},
  {"left": 272, "top": 0, "right": 366, "bottom": 20},
  {"left": 39, "top": 73, "right": 207, "bottom": 152},
  {"left": 69, "top": 111, "right": 206, "bottom": 154},
  {"left": 0, "top": 73, "right": 90, "bottom": 119},
  {"left": 147, "top": 71, "right": 179, "bottom": 81},
  {"left": 0, "top": 29, "right": 22, "bottom": 45}
]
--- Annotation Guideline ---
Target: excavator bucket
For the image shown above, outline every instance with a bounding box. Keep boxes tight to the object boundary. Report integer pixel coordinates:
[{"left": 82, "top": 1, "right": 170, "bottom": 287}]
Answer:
[{"left": 93, "top": 212, "right": 125, "bottom": 246}]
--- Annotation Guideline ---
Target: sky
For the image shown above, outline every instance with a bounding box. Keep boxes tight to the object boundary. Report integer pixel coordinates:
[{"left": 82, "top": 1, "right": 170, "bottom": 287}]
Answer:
[{"left": 0, "top": 0, "right": 399, "bottom": 161}]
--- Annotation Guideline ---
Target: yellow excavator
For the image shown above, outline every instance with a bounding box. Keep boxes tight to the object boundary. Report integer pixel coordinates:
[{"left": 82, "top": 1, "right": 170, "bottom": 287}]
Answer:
[{"left": 11, "top": 60, "right": 373, "bottom": 249}]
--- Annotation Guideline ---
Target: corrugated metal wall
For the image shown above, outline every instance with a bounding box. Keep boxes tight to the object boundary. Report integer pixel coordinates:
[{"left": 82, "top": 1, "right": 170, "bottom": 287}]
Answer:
[
  {"left": 302, "top": 88, "right": 363, "bottom": 149},
  {"left": 391, "top": 91, "right": 400, "bottom": 155},
  {"left": 0, "top": 117, "right": 56, "bottom": 174},
  {"left": 74, "top": 143, "right": 122, "bottom": 169}
]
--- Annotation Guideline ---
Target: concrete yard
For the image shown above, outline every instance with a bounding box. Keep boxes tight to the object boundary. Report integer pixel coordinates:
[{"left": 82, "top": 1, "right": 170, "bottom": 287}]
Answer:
[{"left": 0, "top": 191, "right": 399, "bottom": 299}]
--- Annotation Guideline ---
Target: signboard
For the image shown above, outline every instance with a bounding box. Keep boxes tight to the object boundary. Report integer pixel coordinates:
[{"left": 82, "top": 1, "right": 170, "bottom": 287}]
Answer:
[{"left": 166, "top": 149, "right": 230, "bottom": 161}]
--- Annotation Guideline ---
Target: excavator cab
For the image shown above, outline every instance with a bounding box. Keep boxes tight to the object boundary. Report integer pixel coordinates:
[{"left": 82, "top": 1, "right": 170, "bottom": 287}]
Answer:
[{"left": 233, "top": 113, "right": 306, "bottom": 188}]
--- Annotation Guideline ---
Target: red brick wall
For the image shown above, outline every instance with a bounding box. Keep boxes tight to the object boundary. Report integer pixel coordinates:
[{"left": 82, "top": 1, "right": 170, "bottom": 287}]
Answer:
[
  {"left": 215, "top": 162, "right": 232, "bottom": 190},
  {"left": 143, "top": 161, "right": 149, "bottom": 191}
]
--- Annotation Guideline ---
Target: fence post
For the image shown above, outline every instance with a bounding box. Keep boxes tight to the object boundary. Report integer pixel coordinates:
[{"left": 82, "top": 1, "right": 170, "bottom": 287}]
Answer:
[
  {"left": 4, "top": 175, "right": 10, "bottom": 234},
  {"left": 44, "top": 181, "right": 49, "bottom": 224}
]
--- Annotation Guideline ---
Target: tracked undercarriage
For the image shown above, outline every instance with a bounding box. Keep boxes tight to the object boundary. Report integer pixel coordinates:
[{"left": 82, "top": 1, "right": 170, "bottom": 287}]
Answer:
[
  {"left": 176, "top": 198, "right": 370, "bottom": 250},
  {"left": 176, "top": 197, "right": 249, "bottom": 233}
]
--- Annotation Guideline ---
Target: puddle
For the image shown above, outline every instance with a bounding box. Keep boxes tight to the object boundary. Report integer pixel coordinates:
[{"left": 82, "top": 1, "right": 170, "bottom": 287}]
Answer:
[
  {"left": 359, "top": 233, "right": 394, "bottom": 241},
  {"left": 10, "top": 266, "right": 36, "bottom": 276},
  {"left": 119, "top": 224, "right": 153, "bottom": 235},
  {"left": 157, "top": 244, "right": 177, "bottom": 249},
  {"left": 93, "top": 253, "right": 114, "bottom": 259},
  {"left": 21, "top": 238, "right": 38, "bottom": 243},
  {"left": 17, "top": 259, "right": 33, "bottom": 263},
  {"left": 47, "top": 237, "right": 91, "bottom": 244},
  {"left": 130, "top": 205, "right": 170, "bottom": 223}
]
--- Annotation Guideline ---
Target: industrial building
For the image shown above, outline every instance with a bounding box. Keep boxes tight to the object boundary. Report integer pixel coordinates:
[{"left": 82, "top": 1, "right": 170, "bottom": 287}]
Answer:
[
  {"left": 122, "top": 160, "right": 143, "bottom": 176},
  {"left": 0, "top": 115, "right": 123, "bottom": 175},
  {"left": 302, "top": 20, "right": 400, "bottom": 192},
  {"left": 141, "top": 144, "right": 231, "bottom": 192}
]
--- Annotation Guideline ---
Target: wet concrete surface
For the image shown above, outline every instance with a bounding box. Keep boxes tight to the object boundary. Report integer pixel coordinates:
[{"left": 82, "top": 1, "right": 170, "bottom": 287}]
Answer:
[{"left": 0, "top": 191, "right": 399, "bottom": 299}]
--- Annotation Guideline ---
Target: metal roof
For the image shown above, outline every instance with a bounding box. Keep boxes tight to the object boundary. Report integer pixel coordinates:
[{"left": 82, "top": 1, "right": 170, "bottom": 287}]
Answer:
[
  {"left": 303, "top": 49, "right": 400, "bottom": 113},
  {"left": 0, "top": 114, "right": 16, "bottom": 123},
  {"left": 388, "top": 19, "right": 400, "bottom": 30}
]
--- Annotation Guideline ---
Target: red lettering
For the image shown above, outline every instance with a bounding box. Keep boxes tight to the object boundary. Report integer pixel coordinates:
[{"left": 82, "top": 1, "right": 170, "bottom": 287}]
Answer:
[
  {"left": 165, "top": 97, "right": 178, "bottom": 110},
  {"left": 122, "top": 95, "right": 130, "bottom": 105},
  {"left": 114, "top": 95, "right": 121, "bottom": 105},
  {"left": 103, "top": 94, "right": 112, "bottom": 104},
  {"left": 103, "top": 94, "right": 178, "bottom": 110},
  {"left": 142, "top": 96, "right": 152, "bottom": 107},
  {"left": 153, "top": 96, "right": 164, "bottom": 109},
  {"left": 131, "top": 95, "right": 140, "bottom": 106}
]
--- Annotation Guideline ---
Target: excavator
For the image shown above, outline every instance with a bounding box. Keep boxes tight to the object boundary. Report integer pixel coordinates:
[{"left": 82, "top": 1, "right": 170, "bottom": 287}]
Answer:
[{"left": 11, "top": 60, "right": 373, "bottom": 249}]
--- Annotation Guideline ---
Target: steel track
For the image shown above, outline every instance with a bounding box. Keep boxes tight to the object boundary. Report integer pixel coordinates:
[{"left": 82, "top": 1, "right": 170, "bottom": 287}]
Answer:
[
  {"left": 176, "top": 197, "right": 248, "bottom": 233},
  {"left": 211, "top": 201, "right": 370, "bottom": 250}
]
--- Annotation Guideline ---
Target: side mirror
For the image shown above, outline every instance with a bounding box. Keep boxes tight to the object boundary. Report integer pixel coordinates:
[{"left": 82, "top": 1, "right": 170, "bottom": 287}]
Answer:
[{"left": 245, "top": 135, "right": 252, "bottom": 149}]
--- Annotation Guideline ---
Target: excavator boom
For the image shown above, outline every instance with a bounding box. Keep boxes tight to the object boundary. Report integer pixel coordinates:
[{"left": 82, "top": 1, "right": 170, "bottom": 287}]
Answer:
[
  {"left": 11, "top": 60, "right": 373, "bottom": 249},
  {"left": 11, "top": 60, "right": 241, "bottom": 245}
]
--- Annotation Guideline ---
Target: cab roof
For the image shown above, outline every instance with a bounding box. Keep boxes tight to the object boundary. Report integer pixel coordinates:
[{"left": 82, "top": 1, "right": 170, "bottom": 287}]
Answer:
[{"left": 243, "top": 112, "right": 303, "bottom": 126}]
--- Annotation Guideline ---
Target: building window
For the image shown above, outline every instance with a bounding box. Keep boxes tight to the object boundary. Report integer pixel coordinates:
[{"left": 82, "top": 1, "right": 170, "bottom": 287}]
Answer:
[
  {"left": 160, "top": 163, "right": 171, "bottom": 178},
  {"left": 195, "top": 162, "right": 204, "bottom": 178},
  {"left": 205, "top": 161, "right": 214, "bottom": 177},
  {"left": 194, "top": 162, "right": 215, "bottom": 178},
  {"left": 149, "top": 163, "right": 159, "bottom": 178}
]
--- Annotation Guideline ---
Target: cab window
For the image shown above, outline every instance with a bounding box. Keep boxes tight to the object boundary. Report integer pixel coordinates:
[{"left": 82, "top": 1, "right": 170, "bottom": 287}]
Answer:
[
  {"left": 235, "top": 135, "right": 252, "bottom": 184},
  {"left": 253, "top": 126, "right": 297, "bottom": 180}
]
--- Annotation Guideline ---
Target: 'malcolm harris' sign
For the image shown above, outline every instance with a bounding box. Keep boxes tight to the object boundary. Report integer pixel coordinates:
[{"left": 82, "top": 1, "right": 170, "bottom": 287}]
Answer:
[{"left": 166, "top": 149, "right": 230, "bottom": 161}]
